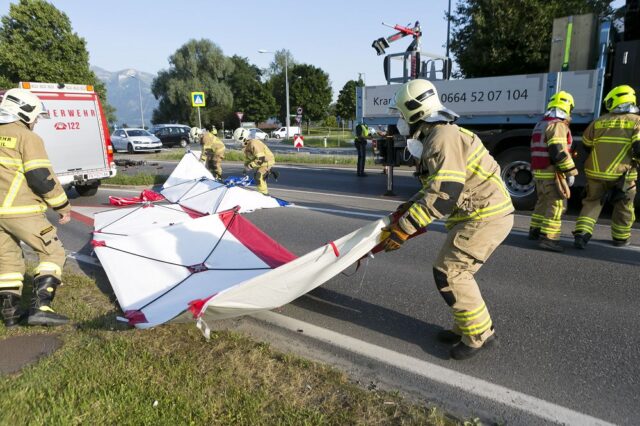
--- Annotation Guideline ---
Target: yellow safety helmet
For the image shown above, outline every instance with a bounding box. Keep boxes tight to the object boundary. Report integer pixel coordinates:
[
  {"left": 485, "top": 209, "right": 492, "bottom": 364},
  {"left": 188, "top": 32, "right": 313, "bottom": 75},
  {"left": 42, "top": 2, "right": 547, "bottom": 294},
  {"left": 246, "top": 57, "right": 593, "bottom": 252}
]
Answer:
[
  {"left": 603, "top": 85, "right": 636, "bottom": 111},
  {"left": 390, "top": 79, "right": 443, "bottom": 124},
  {"left": 547, "top": 91, "right": 574, "bottom": 115}
]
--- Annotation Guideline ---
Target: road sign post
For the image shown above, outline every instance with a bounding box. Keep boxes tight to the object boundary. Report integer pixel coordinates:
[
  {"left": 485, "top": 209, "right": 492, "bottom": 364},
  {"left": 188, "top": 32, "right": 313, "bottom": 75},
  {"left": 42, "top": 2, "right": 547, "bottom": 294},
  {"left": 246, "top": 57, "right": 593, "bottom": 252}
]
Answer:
[
  {"left": 236, "top": 112, "right": 244, "bottom": 127},
  {"left": 191, "top": 91, "right": 206, "bottom": 128}
]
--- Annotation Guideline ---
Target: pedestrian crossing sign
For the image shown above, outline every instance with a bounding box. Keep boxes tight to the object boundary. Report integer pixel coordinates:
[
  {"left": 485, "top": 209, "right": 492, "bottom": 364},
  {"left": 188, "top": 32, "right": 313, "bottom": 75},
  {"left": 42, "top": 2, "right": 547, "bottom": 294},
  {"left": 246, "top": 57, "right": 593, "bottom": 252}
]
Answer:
[{"left": 191, "top": 92, "right": 206, "bottom": 107}]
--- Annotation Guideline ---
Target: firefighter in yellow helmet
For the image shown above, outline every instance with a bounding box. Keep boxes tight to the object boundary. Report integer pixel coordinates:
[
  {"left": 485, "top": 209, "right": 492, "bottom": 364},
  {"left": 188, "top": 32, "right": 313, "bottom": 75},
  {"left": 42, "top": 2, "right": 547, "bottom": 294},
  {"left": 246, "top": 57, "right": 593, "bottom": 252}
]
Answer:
[
  {"left": 200, "top": 126, "right": 225, "bottom": 180},
  {"left": 383, "top": 79, "right": 514, "bottom": 360},
  {"left": 573, "top": 85, "right": 640, "bottom": 248},
  {"left": 0, "top": 88, "right": 72, "bottom": 327},
  {"left": 528, "top": 91, "right": 578, "bottom": 252},
  {"left": 234, "top": 127, "right": 276, "bottom": 195}
]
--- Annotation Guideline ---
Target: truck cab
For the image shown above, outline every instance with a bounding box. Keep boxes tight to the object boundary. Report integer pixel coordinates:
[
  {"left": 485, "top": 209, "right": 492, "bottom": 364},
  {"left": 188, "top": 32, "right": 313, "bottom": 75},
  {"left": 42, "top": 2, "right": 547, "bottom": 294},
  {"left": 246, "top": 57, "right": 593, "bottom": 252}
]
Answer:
[
  {"left": 17, "top": 82, "right": 116, "bottom": 196},
  {"left": 358, "top": 11, "right": 640, "bottom": 210}
]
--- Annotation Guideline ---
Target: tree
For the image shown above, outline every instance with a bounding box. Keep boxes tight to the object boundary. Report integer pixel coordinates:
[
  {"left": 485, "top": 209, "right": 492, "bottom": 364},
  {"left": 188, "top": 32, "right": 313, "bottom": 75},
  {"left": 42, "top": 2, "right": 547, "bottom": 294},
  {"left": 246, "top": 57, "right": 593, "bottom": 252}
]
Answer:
[
  {"left": 450, "top": 0, "right": 614, "bottom": 77},
  {"left": 151, "top": 39, "right": 234, "bottom": 128},
  {"left": 227, "top": 56, "right": 277, "bottom": 123},
  {"left": 0, "top": 0, "right": 115, "bottom": 122},
  {"left": 272, "top": 64, "right": 332, "bottom": 123},
  {"left": 266, "top": 49, "right": 297, "bottom": 78},
  {"left": 335, "top": 79, "right": 364, "bottom": 125}
]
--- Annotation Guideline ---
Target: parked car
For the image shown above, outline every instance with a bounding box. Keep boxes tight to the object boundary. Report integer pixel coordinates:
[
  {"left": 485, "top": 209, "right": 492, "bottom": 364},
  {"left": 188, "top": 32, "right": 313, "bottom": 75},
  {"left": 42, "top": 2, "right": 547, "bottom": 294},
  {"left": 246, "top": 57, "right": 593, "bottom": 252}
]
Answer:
[
  {"left": 152, "top": 125, "right": 192, "bottom": 147},
  {"left": 271, "top": 126, "right": 301, "bottom": 138},
  {"left": 111, "top": 128, "right": 162, "bottom": 153},
  {"left": 249, "top": 128, "right": 269, "bottom": 140}
]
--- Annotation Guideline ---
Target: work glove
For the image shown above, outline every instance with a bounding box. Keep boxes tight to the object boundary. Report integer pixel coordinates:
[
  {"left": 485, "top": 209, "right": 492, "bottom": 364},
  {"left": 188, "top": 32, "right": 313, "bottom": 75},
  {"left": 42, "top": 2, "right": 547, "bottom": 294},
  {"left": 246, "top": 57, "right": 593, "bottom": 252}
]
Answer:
[
  {"left": 381, "top": 223, "right": 410, "bottom": 252},
  {"left": 566, "top": 175, "right": 575, "bottom": 187}
]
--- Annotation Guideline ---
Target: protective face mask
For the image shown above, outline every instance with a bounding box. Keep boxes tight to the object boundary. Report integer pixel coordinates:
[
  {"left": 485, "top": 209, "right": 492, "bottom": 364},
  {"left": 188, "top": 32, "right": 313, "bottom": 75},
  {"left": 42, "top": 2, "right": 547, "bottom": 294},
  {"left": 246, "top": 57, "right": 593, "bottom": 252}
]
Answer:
[
  {"left": 407, "top": 138, "right": 423, "bottom": 159},
  {"left": 396, "top": 118, "right": 410, "bottom": 136}
]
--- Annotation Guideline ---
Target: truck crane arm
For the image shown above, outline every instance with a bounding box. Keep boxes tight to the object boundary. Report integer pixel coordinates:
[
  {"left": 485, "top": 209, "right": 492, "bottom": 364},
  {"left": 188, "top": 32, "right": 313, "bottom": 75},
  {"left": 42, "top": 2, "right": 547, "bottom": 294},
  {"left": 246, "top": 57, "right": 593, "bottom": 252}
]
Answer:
[{"left": 372, "top": 21, "right": 422, "bottom": 55}]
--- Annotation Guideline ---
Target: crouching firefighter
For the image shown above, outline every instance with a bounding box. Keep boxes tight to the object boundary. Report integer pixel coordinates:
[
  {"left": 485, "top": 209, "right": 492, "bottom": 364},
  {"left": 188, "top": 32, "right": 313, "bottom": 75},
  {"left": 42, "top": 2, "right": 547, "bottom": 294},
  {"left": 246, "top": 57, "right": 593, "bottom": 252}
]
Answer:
[
  {"left": 528, "top": 91, "right": 578, "bottom": 252},
  {"left": 381, "top": 80, "right": 514, "bottom": 360},
  {"left": 201, "top": 126, "right": 225, "bottom": 180},
  {"left": 0, "top": 88, "right": 72, "bottom": 327},
  {"left": 234, "top": 128, "right": 277, "bottom": 195},
  {"left": 573, "top": 85, "right": 640, "bottom": 248}
]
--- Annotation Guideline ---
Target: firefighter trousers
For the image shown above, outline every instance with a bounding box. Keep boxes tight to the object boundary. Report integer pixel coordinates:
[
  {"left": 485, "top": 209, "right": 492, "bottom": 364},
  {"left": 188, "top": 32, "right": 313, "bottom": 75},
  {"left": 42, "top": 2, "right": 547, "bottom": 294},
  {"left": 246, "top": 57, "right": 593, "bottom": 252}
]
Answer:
[
  {"left": 205, "top": 154, "right": 223, "bottom": 180},
  {"left": 0, "top": 214, "right": 65, "bottom": 295},
  {"left": 355, "top": 139, "right": 367, "bottom": 175},
  {"left": 574, "top": 178, "right": 637, "bottom": 241},
  {"left": 433, "top": 214, "right": 513, "bottom": 348},
  {"left": 530, "top": 178, "right": 566, "bottom": 240},
  {"left": 253, "top": 165, "right": 272, "bottom": 195}
]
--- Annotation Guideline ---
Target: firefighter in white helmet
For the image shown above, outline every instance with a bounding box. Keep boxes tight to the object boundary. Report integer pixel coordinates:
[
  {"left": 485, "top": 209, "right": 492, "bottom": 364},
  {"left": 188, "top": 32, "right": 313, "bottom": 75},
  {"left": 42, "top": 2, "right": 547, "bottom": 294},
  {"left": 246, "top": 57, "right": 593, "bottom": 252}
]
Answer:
[
  {"left": 0, "top": 88, "right": 72, "bottom": 327},
  {"left": 198, "top": 126, "right": 225, "bottom": 179},
  {"left": 382, "top": 79, "right": 514, "bottom": 360},
  {"left": 234, "top": 127, "right": 276, "bottom": 195}
]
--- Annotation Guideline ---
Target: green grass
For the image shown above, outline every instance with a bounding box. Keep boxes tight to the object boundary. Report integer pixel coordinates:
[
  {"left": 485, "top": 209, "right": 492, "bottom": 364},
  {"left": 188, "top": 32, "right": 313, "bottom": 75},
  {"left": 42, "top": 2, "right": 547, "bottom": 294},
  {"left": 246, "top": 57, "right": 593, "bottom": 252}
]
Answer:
[
  {"left": 0, "top": 269, "right": 463, "bottom": 425},
  {"left": 107, "top": 173, "right": 169, "bottom": 186},
  {"left": 147, "top": 149, "right": 376, "bottom": 166}
]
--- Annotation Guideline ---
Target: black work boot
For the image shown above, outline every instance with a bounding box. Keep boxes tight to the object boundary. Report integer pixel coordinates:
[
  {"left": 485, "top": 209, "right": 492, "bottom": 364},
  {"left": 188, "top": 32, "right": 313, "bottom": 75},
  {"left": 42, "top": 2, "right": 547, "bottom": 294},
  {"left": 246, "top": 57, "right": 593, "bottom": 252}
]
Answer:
[
  {"left": 450, "top": 333, "right": 497, "bottom": 361},
  {"left": 573, "top": 233, "right": 591, "bottom": 249},
  {"left": 27, "top": 275, "right": 69, "bottom": 326},
  {"left": 437, "top": 329, "right": 462, "bottom": 345},
  {"left": 538, "top": 237, "right": 564, "bottom": 253},
  {"left": 612, "top": 238, "right": 630, "bottom": 247},
  {"left": 528, "top": 227, "right": 541, "bottom": 241},
  {"left": 0, "top": 292, "right": 25, "bottom": 327}
]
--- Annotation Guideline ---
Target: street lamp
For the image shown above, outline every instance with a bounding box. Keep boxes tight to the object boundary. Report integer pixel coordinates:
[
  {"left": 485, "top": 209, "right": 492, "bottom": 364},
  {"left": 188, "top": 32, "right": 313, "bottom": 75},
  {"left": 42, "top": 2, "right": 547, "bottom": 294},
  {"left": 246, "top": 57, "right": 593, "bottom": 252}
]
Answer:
[
  {"left": 259, "top": 49, "right": 290, "bottom": 139},
  {"left": 126, "top": 71, "right": 145, "bottom": 129}
]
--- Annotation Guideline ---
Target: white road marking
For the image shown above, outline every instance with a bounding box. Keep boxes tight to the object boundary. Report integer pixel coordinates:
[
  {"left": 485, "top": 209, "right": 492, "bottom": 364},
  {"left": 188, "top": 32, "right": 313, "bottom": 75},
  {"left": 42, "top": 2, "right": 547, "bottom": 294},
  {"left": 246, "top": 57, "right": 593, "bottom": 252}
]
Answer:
[{"left": 252, "top": 311, "right": 615, "bottom": 426}]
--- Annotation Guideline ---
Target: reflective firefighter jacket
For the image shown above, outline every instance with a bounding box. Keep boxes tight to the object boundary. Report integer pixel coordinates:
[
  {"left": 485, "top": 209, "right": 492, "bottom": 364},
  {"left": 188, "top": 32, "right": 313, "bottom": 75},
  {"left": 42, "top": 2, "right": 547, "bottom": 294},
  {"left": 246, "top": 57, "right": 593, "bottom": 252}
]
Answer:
[
  {"left": 582, "top": 112, "right": 640, "bottom": 182},
  {"left": 243, "top": 139, "right": 275, "bottom": 169},
  {"left": 398, "top": 123, "right": 514, "bottom": 234},
  {"left": 0, "top": 121, "right": 70, "bottom": 218},
  {"left": 200, "top": 132, "right": 225, "bottom": 161},
  {"left": 530, "top": 117, "right": 577, "bottom": 180}
]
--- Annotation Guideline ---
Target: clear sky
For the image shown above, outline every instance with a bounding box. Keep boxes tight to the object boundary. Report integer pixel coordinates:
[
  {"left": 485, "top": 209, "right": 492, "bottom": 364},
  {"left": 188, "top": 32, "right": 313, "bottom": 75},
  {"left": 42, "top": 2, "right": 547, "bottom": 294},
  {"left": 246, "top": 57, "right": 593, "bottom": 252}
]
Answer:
[{"left": 0, "top": 0, "right": 456, "bottom": 97}]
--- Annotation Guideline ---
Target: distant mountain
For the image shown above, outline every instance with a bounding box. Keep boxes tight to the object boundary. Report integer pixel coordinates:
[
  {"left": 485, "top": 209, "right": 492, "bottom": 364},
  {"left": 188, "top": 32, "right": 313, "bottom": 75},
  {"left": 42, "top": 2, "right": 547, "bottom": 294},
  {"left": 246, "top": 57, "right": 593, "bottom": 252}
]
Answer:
[{"left": 92, "top": 66, "right": 158, "bottom": 128}]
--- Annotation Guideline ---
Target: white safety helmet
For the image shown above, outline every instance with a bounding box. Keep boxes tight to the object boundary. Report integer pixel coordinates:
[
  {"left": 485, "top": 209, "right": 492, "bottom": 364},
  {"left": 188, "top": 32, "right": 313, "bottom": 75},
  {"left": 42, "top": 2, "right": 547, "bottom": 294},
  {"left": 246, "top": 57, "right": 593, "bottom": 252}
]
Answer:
[
  {"left": 189, "top": 127, "right": 203, "bottom": 139},
  {"left": 0, "top": 88, "right": 50, "bottom": 125},
  {"left": 233, "top": 127, "right": 250, "bottom": 143},
  {"left": 390, "top": 79, "right": 443, "bottom": 124}
]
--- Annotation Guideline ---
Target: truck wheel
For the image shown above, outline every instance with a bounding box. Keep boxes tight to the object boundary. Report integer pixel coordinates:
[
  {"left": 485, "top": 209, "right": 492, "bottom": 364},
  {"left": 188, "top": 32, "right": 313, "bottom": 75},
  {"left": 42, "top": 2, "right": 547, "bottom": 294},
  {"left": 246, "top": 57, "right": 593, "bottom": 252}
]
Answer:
[
  {"left": 127, "top": 143, "right": 135, "bottom": 154},
  {"left": 496, "top": 147, "right": 536, "bottom": 210},
  {"left": 75, "top": 182, "right": 100, "bottom": 197},
  {"left": 179, "top": 138, "right": 188, "bottom": 148}
]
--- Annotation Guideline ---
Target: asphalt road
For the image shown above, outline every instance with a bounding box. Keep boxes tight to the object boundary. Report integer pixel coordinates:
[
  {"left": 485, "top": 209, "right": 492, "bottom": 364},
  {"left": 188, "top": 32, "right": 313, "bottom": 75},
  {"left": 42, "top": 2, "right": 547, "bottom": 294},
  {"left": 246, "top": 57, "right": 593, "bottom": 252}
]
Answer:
[{"left": 60, "top": 155, "right": 640, "bottom": 425}]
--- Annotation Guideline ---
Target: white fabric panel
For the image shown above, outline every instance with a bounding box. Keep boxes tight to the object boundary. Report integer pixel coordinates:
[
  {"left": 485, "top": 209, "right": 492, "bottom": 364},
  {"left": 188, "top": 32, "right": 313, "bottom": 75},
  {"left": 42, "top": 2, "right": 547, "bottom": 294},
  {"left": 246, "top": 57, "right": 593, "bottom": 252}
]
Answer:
[
  {"left": 94, "top": 204, "right": 193, "bottom": 235},
  {"left": 217, "top": 187, "right": 283, "bottom": 213},
  {"left": 162, "top": 150, "right": 212, "bottom": 188},
  {"left": 100, "top": 215, "right": 230, "bottom": 266},
  {"left": 135, "top": 269, "right": 268, "bottom": 329},
  {"left": 161, "top": 179, "right": 225, "bottom": 205},
  {"left": 198, "top": 217, "right": 390, "bottom": 321},
  {"left": 95, "top": 246, "right": 190, "bottom": 310}
]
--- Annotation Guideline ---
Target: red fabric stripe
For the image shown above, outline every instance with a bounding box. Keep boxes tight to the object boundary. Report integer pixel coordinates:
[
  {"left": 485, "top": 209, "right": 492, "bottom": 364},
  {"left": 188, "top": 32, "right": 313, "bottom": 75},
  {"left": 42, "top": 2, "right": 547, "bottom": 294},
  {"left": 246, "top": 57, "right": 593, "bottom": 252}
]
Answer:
[
  {"left": 188, "top": 295, "right": 215, "bottom": 318},
  {"left": 329, "top": 241, "right": 340, "bottom": 257},
  {"left": 220, "top": 210, "right": 297, "bottom": 268},
  {"left": 124, "top": 310, "right": 148, "bottom": 325},
  {"left": 91, "top": 240, "right": 106, "bottom": 247},
  {"left": 70, "top": 210, "right": 94, "bottom": 226},
  {"left": 179, "top": 205, "right": 206, "bottom": 218}
]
